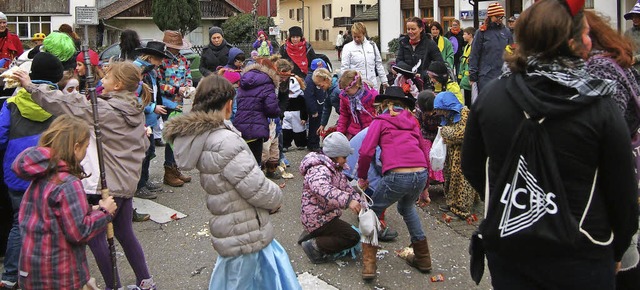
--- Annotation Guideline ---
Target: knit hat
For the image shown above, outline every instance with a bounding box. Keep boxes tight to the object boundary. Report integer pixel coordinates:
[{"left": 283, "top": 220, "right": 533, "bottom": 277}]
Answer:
[
  {"left": 42, "top": 32, "right": 76, "bottom": 62},
  {"left": 30, "top": 52, "right": 64, "bottom": 83},
  {"left": 0, "top": 12, "right": 6, "bottom": 21},
  {"left": 289, "top": 26, "right": 303, "bottom": 38},
  {"left": 310, "top": 58, "right": 328, "bottom": 71},
  {"left": 76, "top": 50, "right": 99, "bottom": 66},
  {"left": 487, "top": 2, "right": 505, "bottom": 17},
  {"left": 427, "top": 61, "right": 450, "bottom": 84},
  {"left": 322, "top": 132, "right": 353, "bottom": 158},
  {"left": 209, "top": 26, "right": 224, "bottom": 38},
  {"left": 250, "top": 50, "right": 259, "bottom": 58},
  {"left": 625, "top": 0, "right": 640, "bottom": 20}
]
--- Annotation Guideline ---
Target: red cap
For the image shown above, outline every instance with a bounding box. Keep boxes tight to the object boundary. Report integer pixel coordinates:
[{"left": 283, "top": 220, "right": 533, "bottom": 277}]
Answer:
[{"left": 76, "top": 49, "right": 99, "bottom": 66}]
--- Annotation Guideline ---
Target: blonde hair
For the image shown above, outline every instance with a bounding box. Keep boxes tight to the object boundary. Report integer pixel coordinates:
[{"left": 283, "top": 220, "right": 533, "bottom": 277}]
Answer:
[
  {"left": 104, "top": 61, "right": 152, "bottom": 105},
  {"left": 38, "top": 115, "right": 90, "bottom": 179},
  {"left": 312, "top": 68, "right": 332, "bottom": 82},
  {"left": 351, "top": 22, "right": 368, "bottom": 37},
  {"left": 380, "top": 99, "right": 408, "bottom": 117},
  {"left": 339, "top": 70, "right": 362, "bottom": 90}
]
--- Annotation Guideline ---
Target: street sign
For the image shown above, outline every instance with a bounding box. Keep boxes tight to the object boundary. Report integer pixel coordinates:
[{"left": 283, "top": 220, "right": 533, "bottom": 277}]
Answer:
[
  {"left": 460, "top": 10, "right": 487, "bottom": 20},
  {"left": 75, "top": 6, "right": 99, "bottom": 25},
  {"left": 268, "top": 26, "right": 280, "bottom": 36}
]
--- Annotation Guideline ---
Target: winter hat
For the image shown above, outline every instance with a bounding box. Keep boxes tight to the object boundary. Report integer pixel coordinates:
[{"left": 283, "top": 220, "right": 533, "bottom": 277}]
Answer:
[
  {"left": 289, "top": 26, "right": 303, "bottom": 38},
  {"left": 0, "top": 12, "right": 6, "bottom": 21},
  {"left": 427, "top": 61, "right": 450, "bottom": 84},
  {"left": 310, "top": 58, "right": 328, "bottom": 71},
  {"left": 76, "top": 50, "right": 99, "bottom": 66},
  {"left": 209, "top": 26, "right": 224, "bottom": 38},
  {"left": 487, "top": 2, "right": 506, "bottom": 17},
  {"left": 30, "top": 52, "right": 64, "bottom": 83},
  {"left": 322, "top": 132, "right": 353, "bottom": 158},
  {"left": 434, "top": 91, "right": 463, "bottom": 125},
  {"left": 250, "top": 50, "right": 259, "bottom": 58},
  {"left": 625, "top": 0, "right": 640, "bottom": 20},
  {"left": 222, "top": 70, "right": 241, "bottom": 84},
  {"left": 42, "top": 32, "right": 76, "bottom": 62}
]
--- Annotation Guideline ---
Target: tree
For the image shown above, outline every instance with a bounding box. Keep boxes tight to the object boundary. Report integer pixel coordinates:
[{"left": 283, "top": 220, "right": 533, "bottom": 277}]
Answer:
[
  {"left": 221, "top": 13, "right": 275, "bottom": 44},
  {"left": 152, "top": 0, "right": 202, "bottom": 36}
]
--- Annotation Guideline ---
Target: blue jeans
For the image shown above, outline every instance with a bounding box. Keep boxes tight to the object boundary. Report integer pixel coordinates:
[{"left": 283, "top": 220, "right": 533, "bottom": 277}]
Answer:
[
  {"left": 371, "top": 170, "right": 427, "bottom": 243},
  {"left": 2, "top": 189, "right": 24, "bottom": 282}
]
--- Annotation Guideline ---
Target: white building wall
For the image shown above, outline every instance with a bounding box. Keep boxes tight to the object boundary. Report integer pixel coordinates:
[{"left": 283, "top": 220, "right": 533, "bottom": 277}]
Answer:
[
  {"left": 379, "top": 0, "right": 402, "bottom": 53},
  {"left": 52, "top": 0, "right": 96, "bottom": 31}
]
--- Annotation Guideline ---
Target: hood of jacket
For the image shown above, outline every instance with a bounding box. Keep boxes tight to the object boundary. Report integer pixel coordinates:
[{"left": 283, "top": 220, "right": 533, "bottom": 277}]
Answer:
[
  {"left": 8, "top": 88, "right": 52, "bottom": 122},
  {"left": 163, "top": 110, "right": 228, "bottom": 169},
  {"left": 13, "top": 146, "right": 69, "bottom": 180},
  {"left": 103, "top": 90, "right": 145, "bottom": 127},
  {"left": 505, "top": 73, "right": 604, "bottom": 120},
  {"left": 240, "top": 63, "right": 279, "bottom": 89},
  {"left": 226, "top": 47, "right": 244, "bottom": 66},
  {"left": 299, "top": 152, "right": 340, "bottom": 176},
  {"left": 375, "top": 109, "right": 418, "bottom": 131}
]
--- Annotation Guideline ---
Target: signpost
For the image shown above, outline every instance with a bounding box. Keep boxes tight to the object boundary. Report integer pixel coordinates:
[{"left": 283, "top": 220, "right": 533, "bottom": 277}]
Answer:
[
  {"left": 75, "top": 6, "right": 99, "bottom": 25},
  {"left": 268, "top": 26, "right": 280, "bottom": 36}
]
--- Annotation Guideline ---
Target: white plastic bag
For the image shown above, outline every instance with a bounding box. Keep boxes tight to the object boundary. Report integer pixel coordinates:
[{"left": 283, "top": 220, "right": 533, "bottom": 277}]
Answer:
[
  {"left": 351, "top": 181, "right": 382, "bottom": 246},
  {"left": 430, "top": 127, "right": 447, "bottom": 171}
]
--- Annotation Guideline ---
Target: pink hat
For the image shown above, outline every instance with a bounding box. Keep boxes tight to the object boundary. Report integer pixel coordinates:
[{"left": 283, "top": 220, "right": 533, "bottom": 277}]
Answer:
[
  {"left": 76, "top": 49, "right": 99, "bottom": 66},
  {"left": 222, "top": 70, "right": 241, "bottom": 84}
]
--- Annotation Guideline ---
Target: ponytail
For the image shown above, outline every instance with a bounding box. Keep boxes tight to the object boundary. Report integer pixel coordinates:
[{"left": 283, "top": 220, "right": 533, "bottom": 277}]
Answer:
[{"left": 139, "top": 82, "right": 152, "bottom": 106}]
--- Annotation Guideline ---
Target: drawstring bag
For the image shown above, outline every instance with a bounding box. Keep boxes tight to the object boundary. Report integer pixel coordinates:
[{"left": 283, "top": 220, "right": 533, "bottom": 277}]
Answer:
[
  {"left": 353, "top": 182, "right": 381, "bottom": 246},
  {"left": 430, "top": 127, "right": 447, "bottom": 171}
]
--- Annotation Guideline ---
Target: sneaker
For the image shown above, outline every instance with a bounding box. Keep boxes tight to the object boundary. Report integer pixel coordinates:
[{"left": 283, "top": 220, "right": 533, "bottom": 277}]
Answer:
[
  {"left": 379, "top": 226, "right": 399, "bottom": 242},
  {"left": 0, "top": 280, "right": 17, "bottom": 290},
  {"left": 133, "top": 208, "right": 150, "bottom": 222},
  {"left": 301, "top": 239, "right": 329, "bottom": 264},
  {"left": 281, "top": 157, "right": 291, "bottom": 167},
  {"left": 297, "top": 146, "right": 307, "bottom": 150},
  {"left": 145, "top": 181, "right": 162, "bottom": 192},
  {"left": 282, "top": 147, "right": 289, "bottom": 152},
  {"left": 135, "top": 187, "right": 157, "bottom": 200}
]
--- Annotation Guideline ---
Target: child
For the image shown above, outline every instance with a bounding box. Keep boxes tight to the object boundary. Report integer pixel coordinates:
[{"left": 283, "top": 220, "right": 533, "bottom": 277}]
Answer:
[
  {"left": 58, "top": 70, "right": 80, "bottom": 95},
  {"left": 13, "top": 115, "right": 117, "bottom": 290},
  {"left": 133, "top": 41, "right": 173, "bottom": 200},
  {"left": 0, "top": 52, "right": 64, "bottom": 290},
  {"left": 336, "top": 70, "right": 378, "bottom": 139},
  {"left": 392, "top": 62, "right": 424, "bottom": 98},
  {"left": 273, "top": 57, "right": 293, "bottom": 167},
  {"left": 13, "top": 61, "right": 156, "bottom": 290},
  {"left": 305, "top": 58, "right": 330, "bottom": 151},
  {"left": 312, "top": 68, "right": 341, "bottom": 135},
  {"left": 253, "top": 30, "right": 273, "bottom": 57},
  {"left": 432, "top": 91, "right": 478, "bottom": 221},
  {"left": 458, "top": 27, "right": 475, "bottom": 106},
  {"left": 232, "top": 57, "right": 281, "bottom": 165},
  {"left": 217, "top": 47, "right": 245, "bottom": 82},
  {"left": 282, "top": 66, "right": 308, "bottom": 151},
  {"left": 427, "top": 61, "right": 464, "bottom": 105},
  {"left": 163, "top": 74, "right": 301, "bottom": 290},
  {"left": 416, "top": 90, "right": 445, "bottom": 186},
  {"left": 299, "top": 132, "right": 361, "bottom": 263},
  {"left": 357, "top": 86, "right": 431, "bottom": 279},
  {"left": 75, "top": 49, "right": 104, "bottom": 94}
]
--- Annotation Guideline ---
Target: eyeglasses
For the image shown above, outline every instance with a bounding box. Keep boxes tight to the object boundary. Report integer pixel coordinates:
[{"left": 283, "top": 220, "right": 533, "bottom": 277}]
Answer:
[{"left": 498, "top": 16, "right": 505, "bottom": 20}]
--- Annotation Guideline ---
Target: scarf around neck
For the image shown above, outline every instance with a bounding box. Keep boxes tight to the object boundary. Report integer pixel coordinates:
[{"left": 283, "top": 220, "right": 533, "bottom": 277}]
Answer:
[
  {"left": 286, "top": 40, "right": 309, "bottom": 75},
  {"left": 347, "top": 88, "right": 371, "bottom": 124},
  {"left": 450, "top": 27, "right": 461, "bottom": 35}
]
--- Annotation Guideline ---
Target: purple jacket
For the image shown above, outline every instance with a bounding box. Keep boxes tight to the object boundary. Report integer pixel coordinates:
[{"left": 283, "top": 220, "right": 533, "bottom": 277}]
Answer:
[
  {"left": 358, "top": 109, "right": 429, "bottom": 178},
  {"left": 300, "top": 152, "right": 360, "bottom": 232},
  {"left": 233, "top": 63, "right": 281, "bottom": 139}
]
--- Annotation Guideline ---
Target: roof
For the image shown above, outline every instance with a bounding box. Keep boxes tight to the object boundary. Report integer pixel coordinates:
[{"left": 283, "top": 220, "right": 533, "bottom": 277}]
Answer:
[
  {"left": 352, "top": 4, "right": 378, "bottom": 22},
  {"left": 99, "top": 0, "right": 145, "bottom": 20}
]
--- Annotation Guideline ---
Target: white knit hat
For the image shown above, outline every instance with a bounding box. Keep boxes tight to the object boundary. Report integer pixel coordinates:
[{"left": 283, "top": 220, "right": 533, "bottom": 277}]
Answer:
[
  {"left": 0, "top": 12, "right": 7, "bottom": 21},
  {"left": 322, "top": 132, "right": 353, "bottom": 158}
]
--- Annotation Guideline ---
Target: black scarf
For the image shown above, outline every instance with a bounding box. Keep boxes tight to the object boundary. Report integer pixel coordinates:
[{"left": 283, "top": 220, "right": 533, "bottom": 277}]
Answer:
[
  {"left": 0, "top": 30, "right": 7, "bottom": 38},
  {"left": 209, "top": 40, "right": 228, "bottom": 51}
]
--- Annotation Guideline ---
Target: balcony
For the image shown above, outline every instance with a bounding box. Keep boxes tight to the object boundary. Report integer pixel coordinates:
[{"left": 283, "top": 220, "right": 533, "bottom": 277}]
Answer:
[{"left": 333, "top": 17, "right": 353, "bottom": 27}]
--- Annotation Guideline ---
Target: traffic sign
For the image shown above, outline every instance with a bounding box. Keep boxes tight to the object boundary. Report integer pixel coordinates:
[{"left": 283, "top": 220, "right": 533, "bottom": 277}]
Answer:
[{"left": 76, "top": 6, "right": 99, "bottom": 25}]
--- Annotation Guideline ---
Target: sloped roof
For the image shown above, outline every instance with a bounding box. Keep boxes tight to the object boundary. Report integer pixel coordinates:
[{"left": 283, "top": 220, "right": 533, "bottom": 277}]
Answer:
[
  {"left": 353, "top": 4, "right": 378, "bottom": 22},
  {"left": 99, "top": 0, "right": 145, "bottom": 20}
]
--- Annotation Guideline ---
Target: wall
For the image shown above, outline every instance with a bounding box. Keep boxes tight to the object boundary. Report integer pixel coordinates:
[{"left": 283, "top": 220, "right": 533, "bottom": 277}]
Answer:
[{"left": 380, "top": 0, "right": 402, "bottom": 53}]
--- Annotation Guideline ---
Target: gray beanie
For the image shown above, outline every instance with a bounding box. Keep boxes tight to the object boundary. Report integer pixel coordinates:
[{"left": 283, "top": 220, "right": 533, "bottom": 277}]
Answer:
[
  {"left": 209, "top": 26, "right": 224, "bottom": 38},
  {"left": 0, "top": 12, "right": 6, "bottom": 21},
  {"left": 322, "top": 132, "right": 353, "bottom": 158}
]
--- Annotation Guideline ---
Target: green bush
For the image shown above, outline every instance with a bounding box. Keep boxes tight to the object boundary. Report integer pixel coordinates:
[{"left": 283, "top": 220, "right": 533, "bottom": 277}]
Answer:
[
  {"left": 221, "top": 13, "right": 276, "bottom": 44},
  {"left": 387, "top": 38, "right": 400, "bottom": 54},
  {"left": 369, "top": 36, "right": 380, "bottom": 50}
]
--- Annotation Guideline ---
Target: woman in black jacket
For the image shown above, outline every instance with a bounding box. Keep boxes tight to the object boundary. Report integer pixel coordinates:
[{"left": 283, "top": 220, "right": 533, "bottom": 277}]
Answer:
[
  {"left": 395, "top": 17, "right": 444, "bottom": 89},
  {"left": 462, "top": 0, "right": 638, "bottom": 288},
  {"left": 199, "top": 26, "right": 234, "bottom": 77}
]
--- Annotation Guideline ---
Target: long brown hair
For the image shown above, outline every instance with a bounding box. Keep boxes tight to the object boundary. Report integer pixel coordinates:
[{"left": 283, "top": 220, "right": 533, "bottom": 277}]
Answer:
[
  {"left": 585, "top": 10, "right": 635, "bottom": 68},
  {"left": 505, "top": 0, "right": 586, "bottom": 73},
  {"left": 38, "top": 115, "right": 90, "bottom": 179}
]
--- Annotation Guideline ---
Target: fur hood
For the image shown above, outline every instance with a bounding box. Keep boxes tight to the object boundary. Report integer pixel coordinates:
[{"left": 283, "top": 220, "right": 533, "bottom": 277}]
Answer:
[
  {"left": 163, "top": 110, "right": 227, "bottom": 143},
  {"left": 240, "top": 63, "right": 280, "bottom": 88}
]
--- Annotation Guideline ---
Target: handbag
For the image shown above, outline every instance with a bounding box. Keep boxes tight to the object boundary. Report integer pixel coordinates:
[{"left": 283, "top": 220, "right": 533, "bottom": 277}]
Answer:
[
  {"left": 353, "top": 182, "right": 382, "bottom": 246},
  {"left": 429, "top": 127, "right": 447, "bottom": 171}
]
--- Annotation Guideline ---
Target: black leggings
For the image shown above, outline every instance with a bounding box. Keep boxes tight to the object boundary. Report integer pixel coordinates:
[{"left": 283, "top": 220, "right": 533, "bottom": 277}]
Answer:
[{"left": 246, "top": 138, "right": 264, "bottom": 165}]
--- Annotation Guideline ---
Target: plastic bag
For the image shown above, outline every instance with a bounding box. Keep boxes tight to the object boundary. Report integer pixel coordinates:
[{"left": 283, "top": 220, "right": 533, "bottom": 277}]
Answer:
[
  {"left": 430, "top": 127, "right": 447, "bottom": 171},
  {"left": 352, "top": 181, "right": 382, "bottom": 246}
]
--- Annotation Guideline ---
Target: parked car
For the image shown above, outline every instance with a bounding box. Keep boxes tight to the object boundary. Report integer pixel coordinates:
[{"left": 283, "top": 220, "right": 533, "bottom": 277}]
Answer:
[{"left": 99, "top": 40, "right": 202, "bottom": 85}]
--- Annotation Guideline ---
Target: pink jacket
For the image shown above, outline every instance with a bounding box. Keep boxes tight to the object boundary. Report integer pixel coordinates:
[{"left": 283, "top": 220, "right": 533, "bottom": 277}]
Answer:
[
  {"left": 299, "top": 152, "right": 360, "bottom": 232},
  {"left": 336, "top": 83, "right": 377, "bottom": 137},
  {"left": 357, "top": 109, "right": 429, "bottom": 178}
]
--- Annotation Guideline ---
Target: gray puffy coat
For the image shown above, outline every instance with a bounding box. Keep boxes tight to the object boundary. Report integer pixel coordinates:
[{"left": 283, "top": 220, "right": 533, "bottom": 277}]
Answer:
[{"left": 164, "top": 110, "right": 283, "bottom": 257}]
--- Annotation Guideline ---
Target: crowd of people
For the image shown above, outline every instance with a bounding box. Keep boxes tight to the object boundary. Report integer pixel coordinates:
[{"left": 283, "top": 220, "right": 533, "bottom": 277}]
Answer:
[{"left": 0, "top": 0, "right": 639, "bottom": 288}]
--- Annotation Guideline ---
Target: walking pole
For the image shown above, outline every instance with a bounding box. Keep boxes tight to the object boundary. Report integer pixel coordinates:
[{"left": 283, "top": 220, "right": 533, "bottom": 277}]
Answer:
[{"left": 82, "top": 26, "right": 118, "bottom": 290}]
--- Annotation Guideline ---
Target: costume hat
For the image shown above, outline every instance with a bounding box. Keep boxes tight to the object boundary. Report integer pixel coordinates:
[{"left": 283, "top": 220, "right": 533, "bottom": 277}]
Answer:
[
  {"left": 163, "top": 30, "right": 192, "bottom": 50},
  {"left": 625, "top": 0, "right": 640, "bottom": 20},
  {"left": 136, "top": 41, "right": 172, "bottom": 59},
  {"left": 487, "top": 2, "right": 506, "bottom": 17},
  {"left": 375, "top": 86, "right": 417, "bottom": 110}
]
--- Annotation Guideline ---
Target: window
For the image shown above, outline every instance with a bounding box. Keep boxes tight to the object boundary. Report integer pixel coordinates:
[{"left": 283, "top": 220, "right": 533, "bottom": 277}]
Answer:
[
  {"left": 351, "top": 4, "right": 372, "bottom": 18},
  {"left": 289, "top": 9, "right": 294, "bottom": 19},
  {"left": 422, "top": 8, "right": 434, "bottom": 25},
  {"left": 402, "top": 9, "right": 415, "bottom": 32},
  {"left": 314, "top": 29, "right": 329, "bottom": 41},
  {"left": 441, "top": 6, "right": 454, "bottom": 31},
  {"left": 296, "top": 8, "right": 303, "bottom": 22},
  {"left": 585, "top": 0, "right": 594, "bottom": 9},
  {"left": 322, "top": 4, "right": 332, "bottom": 20},
  {"left": 6, "top": 15, "right": 52, "bottom": 39},
  {"left": 280, "top": 31, "right": 288, "bottom": 40}
]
